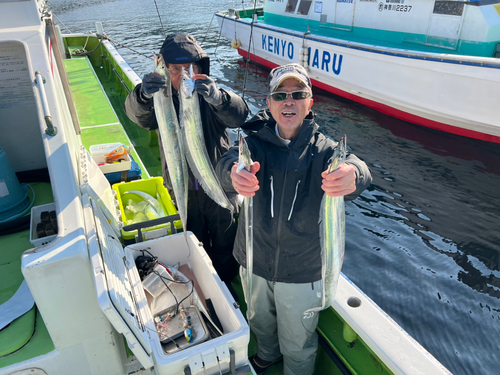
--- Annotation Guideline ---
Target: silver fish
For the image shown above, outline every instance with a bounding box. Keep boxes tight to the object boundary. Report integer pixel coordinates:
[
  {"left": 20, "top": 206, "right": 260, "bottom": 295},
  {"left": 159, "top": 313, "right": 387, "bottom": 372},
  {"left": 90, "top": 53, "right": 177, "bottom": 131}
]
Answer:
[
  {"left": 178, "top": 66, "right": 234, "bottom": 214},
  {"left": 304, "top": 136, "right": 346, "bottom": 318},
  {"left": 123, "top": 190, "right": 166, "bottom": 217},
  {"left": 237, "top": 134, "right": 253, "bottom": 320},
  {"left": 152, "top": 54, "right": 189, "bottom": 235},
  {"left": 144, "top": 204, "right": 161, "bottom": 221}
]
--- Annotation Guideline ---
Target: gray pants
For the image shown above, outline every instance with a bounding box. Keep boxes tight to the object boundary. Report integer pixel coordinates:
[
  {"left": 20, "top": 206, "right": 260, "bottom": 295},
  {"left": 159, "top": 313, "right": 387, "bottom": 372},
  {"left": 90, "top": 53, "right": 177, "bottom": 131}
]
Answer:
[{"left": 240, "top": 267, "right": 322, "bottom": 375}]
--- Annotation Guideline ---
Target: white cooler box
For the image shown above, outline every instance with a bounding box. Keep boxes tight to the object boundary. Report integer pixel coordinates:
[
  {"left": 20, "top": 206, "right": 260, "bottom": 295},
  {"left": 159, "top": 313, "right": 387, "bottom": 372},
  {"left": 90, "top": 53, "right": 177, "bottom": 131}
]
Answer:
[{"left": 83, "top": 195, "right": 250, "bottom": 375}]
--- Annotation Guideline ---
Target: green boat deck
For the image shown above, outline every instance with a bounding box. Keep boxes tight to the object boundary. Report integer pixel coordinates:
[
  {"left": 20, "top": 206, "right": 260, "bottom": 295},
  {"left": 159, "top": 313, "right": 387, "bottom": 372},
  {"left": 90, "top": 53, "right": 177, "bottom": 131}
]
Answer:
[
  {"left": 0, "top": 183, "right": 55, "bottom": 367},
  {"left": 64, "top": 47, "right": 149, "bottom": 177}
]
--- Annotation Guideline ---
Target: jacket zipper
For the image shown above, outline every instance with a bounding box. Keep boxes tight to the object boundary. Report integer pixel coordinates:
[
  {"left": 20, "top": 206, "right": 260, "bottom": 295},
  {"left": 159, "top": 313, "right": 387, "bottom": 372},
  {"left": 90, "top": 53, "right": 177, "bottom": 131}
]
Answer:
[
  {"left": 287, "top": 180, "right": 301, "bottom": 221},
  {"left": 272, "top": 148, "right": 292, "bottom": 283}
]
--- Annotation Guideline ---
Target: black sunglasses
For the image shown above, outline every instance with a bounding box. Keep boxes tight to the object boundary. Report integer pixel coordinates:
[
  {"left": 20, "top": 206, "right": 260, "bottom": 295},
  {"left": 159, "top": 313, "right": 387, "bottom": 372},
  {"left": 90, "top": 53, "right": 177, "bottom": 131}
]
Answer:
[{"left": 270, "top": 90, "right": 311, "bottom": 102}]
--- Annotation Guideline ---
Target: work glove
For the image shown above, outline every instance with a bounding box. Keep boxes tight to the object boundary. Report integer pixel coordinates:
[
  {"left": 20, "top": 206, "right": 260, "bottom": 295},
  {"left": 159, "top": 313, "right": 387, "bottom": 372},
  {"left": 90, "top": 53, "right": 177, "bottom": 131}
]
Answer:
[
  {"left": 195, "top": 76, "right": 224, "bottom": 106},
  {"left": 141, "top": 73, "right": 166, "bottom": 99}
]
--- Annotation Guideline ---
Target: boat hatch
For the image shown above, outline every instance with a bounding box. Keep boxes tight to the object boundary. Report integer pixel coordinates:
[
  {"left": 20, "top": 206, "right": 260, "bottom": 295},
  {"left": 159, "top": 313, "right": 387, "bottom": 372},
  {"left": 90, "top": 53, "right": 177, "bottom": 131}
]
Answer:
[
  {"left": 79, "top": 145, "right": 121, "bottom": 238},
  {"left": 83, "top": 194, "right": 155, "bottom": 369}
]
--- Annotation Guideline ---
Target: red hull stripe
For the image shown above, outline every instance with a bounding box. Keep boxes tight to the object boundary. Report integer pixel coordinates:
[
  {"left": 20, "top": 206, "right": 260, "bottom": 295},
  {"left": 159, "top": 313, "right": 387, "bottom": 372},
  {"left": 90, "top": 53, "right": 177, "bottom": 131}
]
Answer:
[{"left": 237, "top": 48, "right": 500, "bottom": 144}]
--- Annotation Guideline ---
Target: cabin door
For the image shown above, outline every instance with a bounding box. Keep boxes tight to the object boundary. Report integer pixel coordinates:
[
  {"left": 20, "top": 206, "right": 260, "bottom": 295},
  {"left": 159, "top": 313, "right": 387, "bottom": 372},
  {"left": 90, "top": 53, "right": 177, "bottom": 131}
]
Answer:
[
  {"left": 334, "top": 0, "right": 355, "bottom": 31},
  {"left": 426, "top": 0, "right": 465, "bottom": 50}
]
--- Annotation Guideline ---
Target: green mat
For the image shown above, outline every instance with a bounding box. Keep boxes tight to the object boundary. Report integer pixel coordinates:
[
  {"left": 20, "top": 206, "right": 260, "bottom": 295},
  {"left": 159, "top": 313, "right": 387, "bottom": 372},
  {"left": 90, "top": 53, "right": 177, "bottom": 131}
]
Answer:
[
  {"left": 64, "top": 58, "right": 120, "bottom": 128},
  {"left": 0, "top": 182, "right": 55, "bottom": 367}
]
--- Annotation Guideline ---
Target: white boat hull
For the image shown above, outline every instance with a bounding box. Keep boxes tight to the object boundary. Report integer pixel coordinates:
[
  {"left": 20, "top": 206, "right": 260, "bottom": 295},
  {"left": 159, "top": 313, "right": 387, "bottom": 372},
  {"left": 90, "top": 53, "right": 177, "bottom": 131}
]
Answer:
[{"left": 217, "top": 13, "right": 500, "bottom": 143}]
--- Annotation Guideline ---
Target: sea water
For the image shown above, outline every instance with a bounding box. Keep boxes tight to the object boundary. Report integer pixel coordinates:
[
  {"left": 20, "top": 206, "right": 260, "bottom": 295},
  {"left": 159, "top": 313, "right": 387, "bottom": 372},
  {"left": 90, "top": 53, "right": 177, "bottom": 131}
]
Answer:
[{"left": 50, "top": 0, "right": 500, "bottom": 374}]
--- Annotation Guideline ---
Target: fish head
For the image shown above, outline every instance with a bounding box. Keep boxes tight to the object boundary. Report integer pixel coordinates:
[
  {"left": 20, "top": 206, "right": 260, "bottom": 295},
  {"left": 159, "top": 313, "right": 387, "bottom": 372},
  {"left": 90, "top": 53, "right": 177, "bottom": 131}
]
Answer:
[
  {"left": 237, "top": 133, "right": 252, "bottom": 173},
  {"left": 181, "top": 65, "right": 195, "bottom": 97},
  {"left": 327, "top": 135, "right": 347, "bottom": 174},
  {"left": 153, "top": 54, "right": 171, "bottom": 97},
  {"left": 154, "top": 53, "right": 166, "bottom": 75}
]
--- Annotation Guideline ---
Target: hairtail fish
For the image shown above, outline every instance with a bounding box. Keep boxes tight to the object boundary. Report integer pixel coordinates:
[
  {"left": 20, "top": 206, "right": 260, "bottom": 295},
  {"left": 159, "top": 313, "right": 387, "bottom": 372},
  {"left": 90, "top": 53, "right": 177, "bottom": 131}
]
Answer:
[
  {"left": 123, "top": 189, "right": 166, "bottom": 217},
  {"left": 237, "top": 134, "right": 254, "bottom": 322},
  {"left": 303, "top": 136, "right": 347, "bottom": 319},
  {"left": 178, "top": 65, "right": 234, "bottom": 215},
  {"left": 152, "top": 53, "right": 189, "bottom": 240}
]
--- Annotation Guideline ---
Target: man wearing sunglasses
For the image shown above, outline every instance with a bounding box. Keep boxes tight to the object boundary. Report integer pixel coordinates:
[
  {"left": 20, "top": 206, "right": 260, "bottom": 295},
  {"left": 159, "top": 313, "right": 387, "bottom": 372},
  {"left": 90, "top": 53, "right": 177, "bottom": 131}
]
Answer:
[
  {"left": 124, "top": 33, "right": 249, "bottom": 289},
  {"left": 216, "top": 63, "right": 372, "bottom": 375}
]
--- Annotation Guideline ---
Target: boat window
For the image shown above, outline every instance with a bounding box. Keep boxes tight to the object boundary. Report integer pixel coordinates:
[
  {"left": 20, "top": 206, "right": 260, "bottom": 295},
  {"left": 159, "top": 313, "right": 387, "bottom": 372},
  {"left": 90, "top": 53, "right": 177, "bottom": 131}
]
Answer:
[
  {"left": 297, "top": 0, "right": 313, "bottom": 15},
  {"left": 285, "top": 0, "right": 312, "bottom": 15},
  {"left": 285, "top": 0, "right": 299, "bottom": 13},
  {"left": 433, "top": 1, "right": 464, "bottom": 16}
]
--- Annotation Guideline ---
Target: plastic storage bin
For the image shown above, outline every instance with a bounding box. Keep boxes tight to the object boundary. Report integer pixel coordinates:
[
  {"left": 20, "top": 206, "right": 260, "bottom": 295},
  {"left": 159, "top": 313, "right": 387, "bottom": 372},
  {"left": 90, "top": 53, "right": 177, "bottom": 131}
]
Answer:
[
  {"left": 112, "top": 177, "right": 182, "bottom": 243},
  {"left": 104, "top": 154, "right": 142, "bottom": 184},
  {"left": 84, "top": 194, "right": 250, "bottom": 375},
  {"left": 30, "top": 202, "right": 57, "bottom": 247},
  {"left": 89, "top": 143, "right": 132, "bottom": 174}
]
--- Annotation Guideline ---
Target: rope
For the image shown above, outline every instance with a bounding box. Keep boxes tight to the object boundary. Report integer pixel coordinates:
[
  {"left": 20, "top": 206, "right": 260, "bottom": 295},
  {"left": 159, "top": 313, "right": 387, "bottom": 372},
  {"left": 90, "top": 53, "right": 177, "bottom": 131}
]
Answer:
[
  {"left": 52, "top": 12, "right": 72, "bottom": 33},
  {"left": 213, "top": 13, "right": 227, "bottom": 59},
  {"left": 98, "top": 34, "right": 154, "bottom": 59},
  {"left": 201, "top": 13, "right": 216, "bottom": 47},
  {"left": 153, "top": 0, "right": 167, "bottom": 38},
  {"left": 71, "top": 33, "right": 103, "bottom": 57}
]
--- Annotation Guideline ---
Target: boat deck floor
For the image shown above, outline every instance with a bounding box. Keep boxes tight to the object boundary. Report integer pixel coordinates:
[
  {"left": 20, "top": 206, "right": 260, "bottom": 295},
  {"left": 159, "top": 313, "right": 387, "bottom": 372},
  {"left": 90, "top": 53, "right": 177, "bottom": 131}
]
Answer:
[
  {"left": 63, "top": 49, "right": 148, "bottom": 177},
  {"left": 0, "top": 182, "right": 55, "bottom": 368}
]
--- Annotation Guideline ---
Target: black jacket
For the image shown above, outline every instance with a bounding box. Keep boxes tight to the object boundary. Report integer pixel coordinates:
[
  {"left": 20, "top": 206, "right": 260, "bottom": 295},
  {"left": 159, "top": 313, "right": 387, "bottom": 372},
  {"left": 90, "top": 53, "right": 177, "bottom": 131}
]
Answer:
[
  {"left": 123, "top": 33, "right": 249, "bottom": 196},
  {"left": 216, "top": 109, "right": 372, "bottom": 283}
]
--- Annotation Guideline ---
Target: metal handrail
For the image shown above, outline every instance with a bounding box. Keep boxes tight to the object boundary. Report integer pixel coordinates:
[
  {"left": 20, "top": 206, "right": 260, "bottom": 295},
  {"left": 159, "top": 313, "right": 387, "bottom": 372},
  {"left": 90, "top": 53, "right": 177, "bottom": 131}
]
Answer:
[{"left": 34, "top": 71, "right": 58, "bottom": 137}]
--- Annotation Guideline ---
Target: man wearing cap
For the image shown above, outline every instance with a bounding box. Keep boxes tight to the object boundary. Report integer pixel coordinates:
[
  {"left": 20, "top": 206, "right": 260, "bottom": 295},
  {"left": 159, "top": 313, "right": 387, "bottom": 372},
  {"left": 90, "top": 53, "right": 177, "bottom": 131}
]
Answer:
[
  {"left": 216, "top": 63, "right": 372, "bottom": 374},
  {"left": 124, "top": 33, "right": 249, "bottom": 287}
]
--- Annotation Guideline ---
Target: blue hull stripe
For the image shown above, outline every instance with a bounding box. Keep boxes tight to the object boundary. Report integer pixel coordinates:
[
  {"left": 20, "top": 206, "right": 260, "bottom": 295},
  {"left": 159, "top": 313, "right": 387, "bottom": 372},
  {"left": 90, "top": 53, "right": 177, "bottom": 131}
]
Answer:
[{"left": 216, "top": 14, "right": 500, "bottom": 69}]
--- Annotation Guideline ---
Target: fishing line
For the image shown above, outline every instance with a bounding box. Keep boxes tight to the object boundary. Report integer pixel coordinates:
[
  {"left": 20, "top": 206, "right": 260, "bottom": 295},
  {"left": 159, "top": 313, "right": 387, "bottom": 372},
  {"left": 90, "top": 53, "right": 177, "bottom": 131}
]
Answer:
[{"left": 153, "top": 0, "right": 167, "bottom": 38}]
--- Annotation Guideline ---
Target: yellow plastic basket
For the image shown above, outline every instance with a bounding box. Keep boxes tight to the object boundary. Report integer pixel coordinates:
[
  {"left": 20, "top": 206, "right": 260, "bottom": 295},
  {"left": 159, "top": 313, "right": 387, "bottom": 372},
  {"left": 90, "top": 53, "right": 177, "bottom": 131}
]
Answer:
[{"left": 112, "top": 177, "right": 183, "bottom": 242}]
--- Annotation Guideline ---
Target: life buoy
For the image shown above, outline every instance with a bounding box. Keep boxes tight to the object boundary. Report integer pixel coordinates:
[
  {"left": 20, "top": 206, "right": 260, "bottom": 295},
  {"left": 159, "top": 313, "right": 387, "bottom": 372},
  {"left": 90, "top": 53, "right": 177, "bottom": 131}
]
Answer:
[{"left": 231, "top": 39, "right": 241, "bottom": 49}]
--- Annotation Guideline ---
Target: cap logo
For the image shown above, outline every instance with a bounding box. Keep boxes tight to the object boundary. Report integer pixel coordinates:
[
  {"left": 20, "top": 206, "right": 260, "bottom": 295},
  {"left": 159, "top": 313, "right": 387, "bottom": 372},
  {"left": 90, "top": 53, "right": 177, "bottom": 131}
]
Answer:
[{"left": 268, "top": 63, "right": 311, "bottom": 93}]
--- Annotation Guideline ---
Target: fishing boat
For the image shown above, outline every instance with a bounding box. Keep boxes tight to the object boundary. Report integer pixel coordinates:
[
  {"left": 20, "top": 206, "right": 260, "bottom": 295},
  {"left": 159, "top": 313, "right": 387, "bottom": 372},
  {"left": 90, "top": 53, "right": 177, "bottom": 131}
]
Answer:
[
  {"left": 215, "top": 0, "right": 500, "bottom": 143},
  {"left": 0, "top": 0, "right": 452, "bottom": 374}
]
